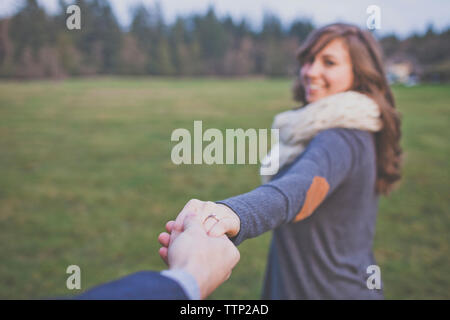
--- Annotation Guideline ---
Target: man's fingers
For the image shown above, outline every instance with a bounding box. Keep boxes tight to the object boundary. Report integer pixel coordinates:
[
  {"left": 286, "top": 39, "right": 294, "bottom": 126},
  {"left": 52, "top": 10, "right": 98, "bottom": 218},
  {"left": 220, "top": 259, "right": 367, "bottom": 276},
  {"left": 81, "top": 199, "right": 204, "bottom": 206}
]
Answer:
[
  {"left": 173, "top": 211, "right": 188, "bottom": 232},
  {"left": 158, "top": 232, "right": 171, "bottom": 247},
  {"left": 174, "top": 199, "right": 202, "bottom": 231},
  {"left": 159, "top": 247, "right": 169, "bottom": 266},
  {"left": 165, "top": 221, "right": 175, "bottom": 233},
  {"left": 173, "top": 217, "right": 184, "bottom": 232},
  {"left": 182, "top": 212, "right": 204, "bottom": 233}
]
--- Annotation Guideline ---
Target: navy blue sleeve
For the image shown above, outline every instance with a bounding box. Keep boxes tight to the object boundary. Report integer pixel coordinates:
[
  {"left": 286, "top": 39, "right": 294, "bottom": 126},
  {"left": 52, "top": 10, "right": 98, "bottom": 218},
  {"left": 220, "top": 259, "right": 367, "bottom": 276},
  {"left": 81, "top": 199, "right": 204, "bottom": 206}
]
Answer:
[{"left": 75, "top": 271, "right": 189, "bottom": 300}]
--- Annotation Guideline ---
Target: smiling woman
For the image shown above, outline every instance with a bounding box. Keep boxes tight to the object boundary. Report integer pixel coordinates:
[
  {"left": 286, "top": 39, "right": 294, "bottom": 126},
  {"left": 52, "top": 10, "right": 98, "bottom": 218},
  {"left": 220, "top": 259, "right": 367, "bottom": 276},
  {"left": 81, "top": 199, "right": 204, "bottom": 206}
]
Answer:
[
  {"left": 294, "top": 23, "right": 402, "bottom": 195},
  {"left": 300, "top": 38, "right": 355, "bottom": 103},
  {"left": 162, "top": 23, "right": 403, "bottom": 300}
]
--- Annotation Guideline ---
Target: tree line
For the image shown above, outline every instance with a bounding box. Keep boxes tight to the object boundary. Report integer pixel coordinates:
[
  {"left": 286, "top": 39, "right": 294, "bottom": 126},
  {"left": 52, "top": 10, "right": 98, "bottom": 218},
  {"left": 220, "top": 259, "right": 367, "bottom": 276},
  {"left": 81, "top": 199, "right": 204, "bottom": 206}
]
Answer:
[{"left": 0, "top": 0, "right": 448, "bottom": 81}]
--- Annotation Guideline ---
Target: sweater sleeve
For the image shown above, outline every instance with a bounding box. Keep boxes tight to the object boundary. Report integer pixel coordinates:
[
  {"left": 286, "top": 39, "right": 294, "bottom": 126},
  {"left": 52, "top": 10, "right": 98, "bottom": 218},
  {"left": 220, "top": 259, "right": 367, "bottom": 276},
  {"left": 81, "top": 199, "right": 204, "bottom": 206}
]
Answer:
[{"left": 216, "top": 128, "right": 368, "bottom": 245}]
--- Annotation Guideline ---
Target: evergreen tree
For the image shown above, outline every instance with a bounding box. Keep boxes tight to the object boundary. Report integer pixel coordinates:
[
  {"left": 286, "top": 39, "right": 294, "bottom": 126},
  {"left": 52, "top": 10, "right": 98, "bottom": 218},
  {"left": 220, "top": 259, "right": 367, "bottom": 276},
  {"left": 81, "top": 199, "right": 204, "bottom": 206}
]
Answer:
[
  {"left": 193, "top": 7, "right": 228, "bottom": 73},
  {"left": 10, "top": 0, "right": 51, "bottom": 59},
  {"left": 4, "top": 0, "right": 448, "bottom": 81},
  {"left": 289, "top": 19, "right": 314, "bottom": 43}
]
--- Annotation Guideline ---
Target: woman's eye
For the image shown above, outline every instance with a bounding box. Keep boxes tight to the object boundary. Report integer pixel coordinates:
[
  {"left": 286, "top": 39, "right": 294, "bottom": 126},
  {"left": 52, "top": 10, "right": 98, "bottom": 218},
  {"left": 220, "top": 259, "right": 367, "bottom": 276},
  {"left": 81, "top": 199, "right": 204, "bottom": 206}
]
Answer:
[{"left": 324, "top": 60, "right": 335, "bottom": 66}]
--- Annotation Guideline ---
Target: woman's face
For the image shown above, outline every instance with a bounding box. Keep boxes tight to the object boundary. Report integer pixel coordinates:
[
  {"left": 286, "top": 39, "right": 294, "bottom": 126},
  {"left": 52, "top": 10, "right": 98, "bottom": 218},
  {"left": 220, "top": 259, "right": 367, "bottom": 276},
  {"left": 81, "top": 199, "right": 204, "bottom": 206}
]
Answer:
[{"left": 300, "top": 38, "right": 354, "bottom": 103}]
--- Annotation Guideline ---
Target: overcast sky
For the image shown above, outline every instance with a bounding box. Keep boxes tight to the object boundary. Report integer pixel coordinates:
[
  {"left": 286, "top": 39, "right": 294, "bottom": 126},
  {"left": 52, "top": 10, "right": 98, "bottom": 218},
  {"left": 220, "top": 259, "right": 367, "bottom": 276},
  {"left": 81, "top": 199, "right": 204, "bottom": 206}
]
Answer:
[{"left": 1, "top": 0, "right": 449, "bottom": 37}]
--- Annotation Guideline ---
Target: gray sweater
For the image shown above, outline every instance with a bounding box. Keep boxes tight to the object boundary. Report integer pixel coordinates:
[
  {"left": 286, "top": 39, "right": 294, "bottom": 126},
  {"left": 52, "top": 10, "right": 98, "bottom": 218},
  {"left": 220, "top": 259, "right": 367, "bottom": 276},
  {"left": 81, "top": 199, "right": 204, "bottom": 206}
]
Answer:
[{"left": 217, "top": 128, "right": 384, "bottom": 299}]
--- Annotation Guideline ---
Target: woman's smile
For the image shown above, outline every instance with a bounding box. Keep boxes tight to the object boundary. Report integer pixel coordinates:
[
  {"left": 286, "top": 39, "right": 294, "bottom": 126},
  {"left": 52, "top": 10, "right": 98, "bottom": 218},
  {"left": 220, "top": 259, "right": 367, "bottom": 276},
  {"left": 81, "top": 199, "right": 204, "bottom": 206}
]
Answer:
[
  {"left": 301, "top": 38, "right": 354, "bottom": 103},
  {"left": 305, "top": 82, "right": 328, "bottom": 98}
]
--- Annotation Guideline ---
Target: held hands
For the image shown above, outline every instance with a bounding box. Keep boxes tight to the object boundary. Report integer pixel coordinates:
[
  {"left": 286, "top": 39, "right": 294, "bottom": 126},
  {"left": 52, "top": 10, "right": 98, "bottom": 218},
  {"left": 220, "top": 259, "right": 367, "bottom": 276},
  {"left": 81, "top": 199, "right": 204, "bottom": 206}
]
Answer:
[
  {"left": 158, "top": 200, "right": 241, "bottom": 299},
  {"left": 180, "top": 199, "right": 240, "bottom": 237},
  {"left": 159, "top": 199, "right": 240, "bottom": 264},
  {"left": 167, "top": 199, "right": 240, "bottom": 241},
  {"left": 158, "top": 211, "right": 240, "bottom": 299}
]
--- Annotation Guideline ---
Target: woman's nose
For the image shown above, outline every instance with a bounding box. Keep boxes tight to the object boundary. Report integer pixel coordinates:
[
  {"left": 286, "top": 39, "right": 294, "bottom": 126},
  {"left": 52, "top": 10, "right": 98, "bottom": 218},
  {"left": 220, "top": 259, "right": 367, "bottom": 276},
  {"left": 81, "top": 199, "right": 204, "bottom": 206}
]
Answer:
[{"left": 303, "top": 61, "right": 321, "bottom": 80}]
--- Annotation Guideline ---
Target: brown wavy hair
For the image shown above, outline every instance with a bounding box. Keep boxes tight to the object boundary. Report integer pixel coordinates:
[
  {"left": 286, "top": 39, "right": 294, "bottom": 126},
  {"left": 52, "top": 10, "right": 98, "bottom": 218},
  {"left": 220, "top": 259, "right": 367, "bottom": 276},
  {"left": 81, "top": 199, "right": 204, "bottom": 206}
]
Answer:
[{"left": 292, "top": 23, "right": 402, "bottom": 195}]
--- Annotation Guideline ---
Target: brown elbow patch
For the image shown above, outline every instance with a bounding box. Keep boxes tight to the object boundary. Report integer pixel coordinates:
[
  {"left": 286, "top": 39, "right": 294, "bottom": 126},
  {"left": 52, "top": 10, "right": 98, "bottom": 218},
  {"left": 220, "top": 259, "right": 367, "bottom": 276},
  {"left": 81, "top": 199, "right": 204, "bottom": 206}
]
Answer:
[{"left": 294, "top": 176, "right": 330, "bottom": 222}]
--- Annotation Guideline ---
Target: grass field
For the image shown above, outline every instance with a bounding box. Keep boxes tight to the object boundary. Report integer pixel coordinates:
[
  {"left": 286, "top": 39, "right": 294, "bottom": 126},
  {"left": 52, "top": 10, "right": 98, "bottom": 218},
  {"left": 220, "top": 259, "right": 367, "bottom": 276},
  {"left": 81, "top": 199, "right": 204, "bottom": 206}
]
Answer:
[{"left": 0, "top": 78, "right": 449, "bottom": 299}]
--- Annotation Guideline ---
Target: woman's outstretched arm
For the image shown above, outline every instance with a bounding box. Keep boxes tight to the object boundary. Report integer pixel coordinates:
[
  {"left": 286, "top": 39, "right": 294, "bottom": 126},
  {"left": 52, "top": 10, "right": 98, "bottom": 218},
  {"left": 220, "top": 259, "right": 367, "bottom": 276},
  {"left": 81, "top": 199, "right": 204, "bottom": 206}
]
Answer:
[
  {"left": 214, "top": 128, "right": 372, "bottom": 245},
  {"left": 165, "top": 128, "right": 371, "bottom": 248}
]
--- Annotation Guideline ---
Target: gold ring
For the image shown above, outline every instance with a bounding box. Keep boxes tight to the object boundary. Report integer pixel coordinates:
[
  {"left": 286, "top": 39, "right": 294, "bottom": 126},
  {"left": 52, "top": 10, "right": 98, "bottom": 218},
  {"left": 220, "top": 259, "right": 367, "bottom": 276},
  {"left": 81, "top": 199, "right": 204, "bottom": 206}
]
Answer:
[{"left": 205, "top": 214, "right": 220, "bottom": 223}]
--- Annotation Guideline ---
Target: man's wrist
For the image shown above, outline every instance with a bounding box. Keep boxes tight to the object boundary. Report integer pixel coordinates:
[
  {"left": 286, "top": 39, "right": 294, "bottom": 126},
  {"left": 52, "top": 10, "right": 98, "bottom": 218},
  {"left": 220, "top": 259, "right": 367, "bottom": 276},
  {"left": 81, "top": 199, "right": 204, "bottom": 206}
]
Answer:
[{"left": 161, "top": 269, "right": 201, "bottom": 300}]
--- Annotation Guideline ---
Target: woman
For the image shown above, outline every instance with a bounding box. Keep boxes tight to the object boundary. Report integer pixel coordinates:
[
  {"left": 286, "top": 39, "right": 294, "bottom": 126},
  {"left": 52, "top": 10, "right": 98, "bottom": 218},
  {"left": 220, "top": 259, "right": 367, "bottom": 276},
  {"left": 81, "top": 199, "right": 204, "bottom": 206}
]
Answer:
[{"left": 159, "top": 23, "right": 402, "bottom": 299}]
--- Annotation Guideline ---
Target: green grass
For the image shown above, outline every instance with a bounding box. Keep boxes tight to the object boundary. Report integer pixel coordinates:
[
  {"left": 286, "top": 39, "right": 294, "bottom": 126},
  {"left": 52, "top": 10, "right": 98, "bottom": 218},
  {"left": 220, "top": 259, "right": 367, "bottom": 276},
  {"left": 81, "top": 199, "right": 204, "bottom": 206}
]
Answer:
[{"left": 0, "top": 78, "right": 448, "bottom": 299}]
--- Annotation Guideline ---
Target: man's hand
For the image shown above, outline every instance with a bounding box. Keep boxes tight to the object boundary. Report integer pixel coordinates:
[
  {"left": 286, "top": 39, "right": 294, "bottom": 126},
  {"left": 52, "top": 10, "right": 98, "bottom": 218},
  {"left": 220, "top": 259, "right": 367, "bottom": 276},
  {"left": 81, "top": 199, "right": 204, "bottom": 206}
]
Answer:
[{"left": 158, "top": 213, "right": 240, "bottom": 299}]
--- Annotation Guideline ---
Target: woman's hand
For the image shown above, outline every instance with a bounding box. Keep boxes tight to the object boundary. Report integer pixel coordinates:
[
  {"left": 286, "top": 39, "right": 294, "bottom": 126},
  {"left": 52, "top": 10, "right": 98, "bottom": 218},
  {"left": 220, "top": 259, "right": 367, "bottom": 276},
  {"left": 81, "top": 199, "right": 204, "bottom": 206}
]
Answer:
[
  {"left": 158, "top": 199, "right": 240, "bottom": 265},
  {"left": 175, "top": 199, "right": 240, "bottom": 237}
]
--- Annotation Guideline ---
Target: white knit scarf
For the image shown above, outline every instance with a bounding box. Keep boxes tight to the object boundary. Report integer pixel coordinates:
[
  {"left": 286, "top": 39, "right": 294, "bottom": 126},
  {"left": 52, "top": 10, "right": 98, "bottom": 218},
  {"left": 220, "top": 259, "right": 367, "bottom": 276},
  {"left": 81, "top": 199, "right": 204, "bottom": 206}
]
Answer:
[{"left": 260, "top": 91, "right": 382, "bottom": 183}]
